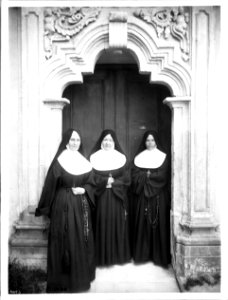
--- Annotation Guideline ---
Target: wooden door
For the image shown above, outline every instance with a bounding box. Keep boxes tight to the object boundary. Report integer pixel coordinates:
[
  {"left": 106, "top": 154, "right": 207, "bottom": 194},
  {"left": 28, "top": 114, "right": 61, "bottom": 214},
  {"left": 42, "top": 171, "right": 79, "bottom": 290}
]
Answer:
[{"left": 62, "top": 64, "right": 171, "bottom": 160}]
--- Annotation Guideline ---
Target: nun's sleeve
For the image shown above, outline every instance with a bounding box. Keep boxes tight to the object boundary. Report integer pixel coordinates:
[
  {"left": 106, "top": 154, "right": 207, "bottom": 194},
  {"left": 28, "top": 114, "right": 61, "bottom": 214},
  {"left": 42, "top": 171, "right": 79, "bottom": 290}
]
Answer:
[
  {"left": 83, "top": 170, "right": 96, "bottom": 208},
  {"left": 144, "top": 158, "right": 169, "bottom": 197},
  {"left": 131, "top": 164, "right": 147, "bottom": 195},
  {"left": 112, "top": 165, "right": 131, "bottom": 187},
  {"left": 35, "top": 162, "right": 60, "bottom": 218}
]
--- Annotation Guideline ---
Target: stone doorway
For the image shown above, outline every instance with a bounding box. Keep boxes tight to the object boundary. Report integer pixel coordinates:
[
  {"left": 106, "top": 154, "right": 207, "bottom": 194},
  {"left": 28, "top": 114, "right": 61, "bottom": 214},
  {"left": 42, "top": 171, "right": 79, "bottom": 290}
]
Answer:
[
  {"left": 11, "top": 7, "right": 190, "bottom": 286},
  {"left": 59, "top": 56, "right": 178, "bottom": 292},
  {"left": 9, "top": 7, "right": 220, "bottom": 293}
]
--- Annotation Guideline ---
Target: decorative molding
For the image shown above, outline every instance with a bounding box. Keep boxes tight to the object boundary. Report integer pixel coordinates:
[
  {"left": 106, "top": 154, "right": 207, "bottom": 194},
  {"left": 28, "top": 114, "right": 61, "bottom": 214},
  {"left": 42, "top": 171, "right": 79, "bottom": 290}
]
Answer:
[
  {"left": 43, "top": 19, "right": 191, "bottom": 99},
  {"left": 134, "top": 7, "right": 190, "bottom": 61},
  {"left": 109, "top": 11, "right": 128, "bottom": 23},
  {"left": 109, "top": 11, "right": 128, "bottom": 48},
  {"left": 44, "top": 7, "right": 101, "bottom": 59},
  {"left": 43, "top": 98, "right": 70, "bottom": 110},
  {"left": 179, "top": 218, "right": 219, "bottom": 235}
]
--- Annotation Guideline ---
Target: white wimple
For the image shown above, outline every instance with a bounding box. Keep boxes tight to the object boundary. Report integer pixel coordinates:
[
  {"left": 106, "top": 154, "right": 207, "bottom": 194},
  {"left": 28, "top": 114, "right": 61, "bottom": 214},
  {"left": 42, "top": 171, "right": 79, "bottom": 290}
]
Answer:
[
  {"left": 90, "top": 149, "right": 126, "bottom": 171},
  {"left": 58, "top": 148, "right": 92, "bottom": 175},
  {"left": 134, "top": 148, "right": 166, "bottom": 169}
]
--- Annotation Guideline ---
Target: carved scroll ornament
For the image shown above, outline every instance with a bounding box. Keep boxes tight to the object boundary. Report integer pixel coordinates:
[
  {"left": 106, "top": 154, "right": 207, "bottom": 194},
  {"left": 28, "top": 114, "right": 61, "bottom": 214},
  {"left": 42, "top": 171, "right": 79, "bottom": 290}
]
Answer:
[
  {"left": 134, "top": 7, "right": 190, "bottom": 61},
  {"left": 44, "top": 7, "right": 101, "bottom": 59}
]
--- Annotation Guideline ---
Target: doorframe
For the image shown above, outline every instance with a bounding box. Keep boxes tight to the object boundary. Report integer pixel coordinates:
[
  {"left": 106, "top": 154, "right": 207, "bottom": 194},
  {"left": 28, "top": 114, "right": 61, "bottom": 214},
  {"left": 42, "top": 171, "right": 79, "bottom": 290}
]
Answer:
[{"left": 40, "top": 11, "right": 192, "bottom": 281}]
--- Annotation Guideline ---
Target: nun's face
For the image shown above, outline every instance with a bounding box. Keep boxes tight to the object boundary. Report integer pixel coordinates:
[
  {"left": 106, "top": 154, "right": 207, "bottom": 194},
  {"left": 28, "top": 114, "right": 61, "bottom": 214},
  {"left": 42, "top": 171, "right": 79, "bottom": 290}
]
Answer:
[
  {"left": 145, "top": 134, "right": 156, "bottom": 150},
  {"left": 101, "top": 134, "right": 115, "bottom": 151},
  {"left": 68, "top": 131, "right": 81, "bottom": 151}
]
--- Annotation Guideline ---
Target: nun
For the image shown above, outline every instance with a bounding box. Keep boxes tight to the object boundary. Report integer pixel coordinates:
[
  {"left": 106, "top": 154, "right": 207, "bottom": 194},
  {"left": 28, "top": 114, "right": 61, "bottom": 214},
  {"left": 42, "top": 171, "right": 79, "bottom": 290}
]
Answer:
[
  {"left": 131, "top": 130, "right": 171, "bottom": 267},
  {"left": 90, "top": 129, "right": 131, "bottom": 267},
  {"left": 35, "top": 128, "right": 95, "bottom": 293}
]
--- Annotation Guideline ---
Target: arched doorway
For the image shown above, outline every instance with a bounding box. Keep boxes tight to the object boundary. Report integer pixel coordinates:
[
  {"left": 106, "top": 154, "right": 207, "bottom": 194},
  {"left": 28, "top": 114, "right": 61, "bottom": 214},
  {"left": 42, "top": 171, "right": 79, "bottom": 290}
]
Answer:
[
  {"left": 61, "top": 54, "right": 174, "bottom": 291},
  {"left": 62, "top": 63, "right": 172, "bottom": 160},
  {"left": 8, "top": 7, "right": 220, "bottom": 291},
  {"left": 38, "top": 8, "right": 193, "bottom": 288}
]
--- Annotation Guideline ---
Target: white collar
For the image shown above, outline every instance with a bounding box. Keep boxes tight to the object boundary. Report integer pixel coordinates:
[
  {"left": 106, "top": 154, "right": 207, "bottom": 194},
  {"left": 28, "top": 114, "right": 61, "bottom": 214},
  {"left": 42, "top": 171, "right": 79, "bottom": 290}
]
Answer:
[
  {"left": 134, "top": 148, "right": 166, "bottom": 168},
  {"left": 90, "top": 149, "right": 126, "bottom": 171},
  {"left": 57, "top": 149, "right": 92, "bottom": 175}
]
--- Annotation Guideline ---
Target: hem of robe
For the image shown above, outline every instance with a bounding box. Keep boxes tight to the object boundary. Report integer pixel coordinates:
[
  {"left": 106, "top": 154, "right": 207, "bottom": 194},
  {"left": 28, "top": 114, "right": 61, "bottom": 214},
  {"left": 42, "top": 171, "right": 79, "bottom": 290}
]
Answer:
[
  {"left": 46, "top": 282, "right": 91, "bottom": 293},
  {"left": 96, "top": 256, "right": 131, "bottom": 267},
  {"left": 133, "top": 257, "right": 170, "bottom": 268}
]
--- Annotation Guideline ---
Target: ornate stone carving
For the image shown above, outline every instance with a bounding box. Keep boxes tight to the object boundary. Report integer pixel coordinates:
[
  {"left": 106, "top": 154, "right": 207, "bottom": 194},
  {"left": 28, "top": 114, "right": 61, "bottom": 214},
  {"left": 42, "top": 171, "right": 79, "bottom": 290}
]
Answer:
[
  {"left": 134, "top": 7, "right": 190, "bottom": 61},
  {"left": 44, "top": 7, "right": 101, "bottom": 59},
  {"left": 185, "top": 258, "right": 219, "bottom": 278}
]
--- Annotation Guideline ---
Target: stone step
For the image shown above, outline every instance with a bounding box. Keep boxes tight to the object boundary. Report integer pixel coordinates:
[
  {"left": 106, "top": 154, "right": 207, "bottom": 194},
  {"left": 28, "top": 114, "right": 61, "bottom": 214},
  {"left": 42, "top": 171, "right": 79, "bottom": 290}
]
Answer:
[
  {"left": 9, "top": 238, "right": 48, "bottom": 270},
  {"left": 10, "top": 237, "right": 48, "bottom": 247},
  {"left": 20, "top": 207, "right": 49, "bottom": 225},
  {"left": 9, "top": 206, "right": 49, "bottom": 270},
  {"left": 10, "top": 237, "right": 48, "bottom": 256},
  {"left": 14, "top": 223, "right": 49, "bottom": 239}
]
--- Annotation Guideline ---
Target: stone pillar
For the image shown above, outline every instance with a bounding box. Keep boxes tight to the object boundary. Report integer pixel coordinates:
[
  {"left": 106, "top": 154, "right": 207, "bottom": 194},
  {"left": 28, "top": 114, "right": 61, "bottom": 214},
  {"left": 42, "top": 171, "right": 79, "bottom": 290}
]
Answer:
[
  {"left": 165, "top": 94, "right": 220, "bottom": 287},
  {"left": 164, "top": 6, "right": 221, "bottom": 287},
  {"left": 8, "top": 8, "right": 23, "bottom": 231},
  {"left": 42, "top": 98, "right": 70, "bottom": 171},
  {"left": 20, "top": 8, "right": 43, "bottom": 209},
  {"left": 163, "top": 96, "right": 191, "bottom": 269}
]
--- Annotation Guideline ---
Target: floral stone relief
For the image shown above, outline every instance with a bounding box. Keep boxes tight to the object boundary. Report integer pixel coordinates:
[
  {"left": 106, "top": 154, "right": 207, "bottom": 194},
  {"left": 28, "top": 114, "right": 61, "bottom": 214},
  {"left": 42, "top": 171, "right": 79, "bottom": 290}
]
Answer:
[
  {"left": 43, "top": 7, "right": 190, "bottom": 61},
  {"left": 134, "top": 7, "right": 190, "bottom": 61},
  {"left": 44, "top": 7, "right": 101, "bottom": 59}
]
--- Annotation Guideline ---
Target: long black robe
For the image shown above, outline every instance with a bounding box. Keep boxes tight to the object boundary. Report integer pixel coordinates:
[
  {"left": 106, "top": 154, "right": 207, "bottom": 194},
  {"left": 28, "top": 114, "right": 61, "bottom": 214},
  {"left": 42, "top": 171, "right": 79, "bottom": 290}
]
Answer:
[
  {"left": 35, "top": 161, "right": 95, "bottom": 293},
  {"left": 93, "top": 166, "right": 131, "bottom": 266},
  {"left": 131, "top": 157, "right": 171, "bottom": 267}
]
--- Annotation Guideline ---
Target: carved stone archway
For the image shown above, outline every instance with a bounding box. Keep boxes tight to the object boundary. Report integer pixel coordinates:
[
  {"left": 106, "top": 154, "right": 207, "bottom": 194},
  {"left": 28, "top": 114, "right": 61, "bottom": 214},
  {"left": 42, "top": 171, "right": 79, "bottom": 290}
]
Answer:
[
  {"left": 40, "top": 6, "right": 193, "bottom": 283},
  {"left": 10, "top": 6, "right": 220, "bottom": 289},
  {"left": 42, "top": 8, "right": 191, "bottom": 100},
  {"left": 41, "top": 7, "right": 192, "bottom": 167}
]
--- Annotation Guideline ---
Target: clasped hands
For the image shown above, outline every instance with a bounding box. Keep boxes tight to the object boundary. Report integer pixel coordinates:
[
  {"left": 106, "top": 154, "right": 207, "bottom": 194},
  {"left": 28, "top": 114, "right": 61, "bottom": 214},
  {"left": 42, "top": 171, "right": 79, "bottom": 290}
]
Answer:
[{"left": 71, "top": 187, "right": 85, "bottom": 195}]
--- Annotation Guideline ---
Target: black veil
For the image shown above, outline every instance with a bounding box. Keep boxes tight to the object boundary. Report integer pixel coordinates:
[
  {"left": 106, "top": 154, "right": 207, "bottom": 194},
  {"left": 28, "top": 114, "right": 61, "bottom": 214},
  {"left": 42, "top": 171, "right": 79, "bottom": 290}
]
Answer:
[
  {"left": 134, "top": 130, "right": 164, "bottom": 157},
  {"left": 90, "top": 129, "right": 125, "bottom": 156},
  {"left": 47, "top": 128, "right": 84, "bottom": 175}
]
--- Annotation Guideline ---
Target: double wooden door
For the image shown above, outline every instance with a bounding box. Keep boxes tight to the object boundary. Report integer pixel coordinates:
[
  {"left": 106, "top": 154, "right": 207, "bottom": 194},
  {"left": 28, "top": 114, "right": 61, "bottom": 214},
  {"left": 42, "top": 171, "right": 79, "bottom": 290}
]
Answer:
[{"left": 62, "top": 64, "right": 171, "bottom": 160}]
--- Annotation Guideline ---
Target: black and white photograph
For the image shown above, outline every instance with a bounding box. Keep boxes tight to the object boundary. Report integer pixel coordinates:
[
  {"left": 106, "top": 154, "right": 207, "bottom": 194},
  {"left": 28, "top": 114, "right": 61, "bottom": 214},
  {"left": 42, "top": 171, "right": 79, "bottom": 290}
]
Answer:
[{"left": 1, "top": 0, "right": 227, "bottom": 299}]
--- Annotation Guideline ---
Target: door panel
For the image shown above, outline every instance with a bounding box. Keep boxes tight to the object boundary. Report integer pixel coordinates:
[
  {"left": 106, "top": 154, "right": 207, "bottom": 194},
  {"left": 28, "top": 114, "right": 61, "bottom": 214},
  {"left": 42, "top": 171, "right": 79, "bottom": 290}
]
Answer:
[
  {"left": 127, "top": 75, "right": 159, "bottom": 159},
  {"left": 63, "top": 75, "right": 105, "bottom": 154},
  {"left": 62, "top": 64, "right": 171, "bottom": 159}
]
